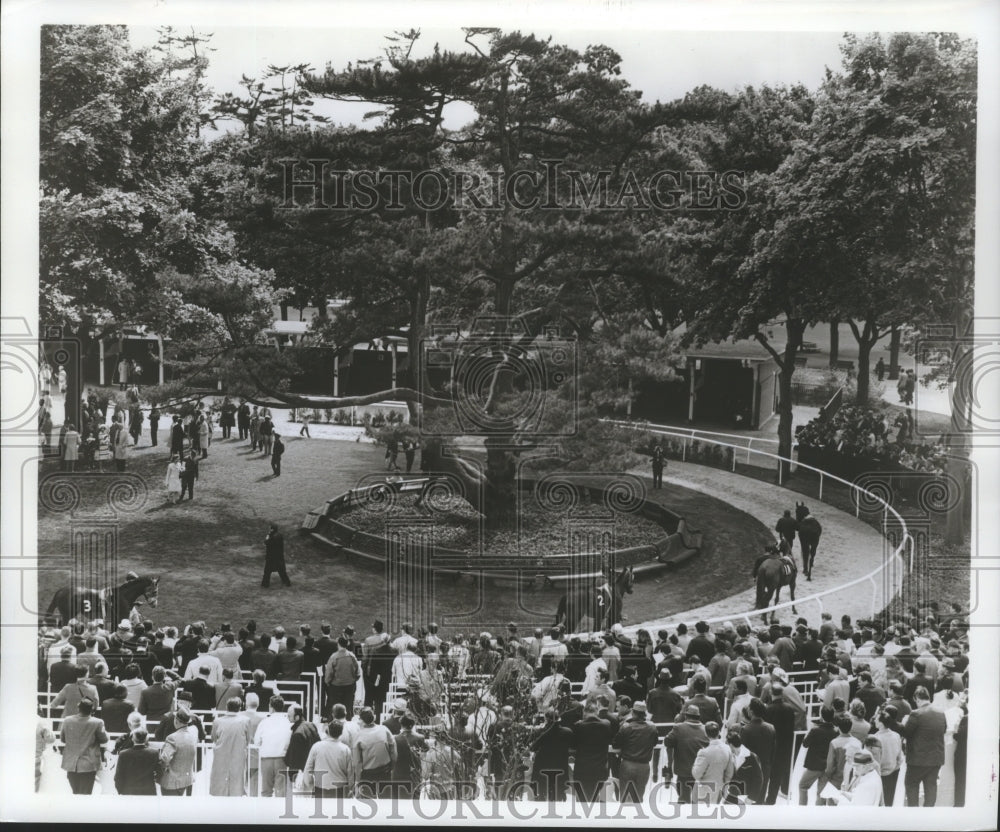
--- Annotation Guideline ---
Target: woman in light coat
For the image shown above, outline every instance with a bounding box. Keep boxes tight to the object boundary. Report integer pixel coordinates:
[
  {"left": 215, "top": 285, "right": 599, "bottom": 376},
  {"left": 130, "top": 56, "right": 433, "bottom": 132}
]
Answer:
[
  {"left": 113, "top": 417, "right": 130, "bottom": 472},
  {"left": 197, "top": 414, "right": 209, "bottom": 459},
  {"left": 165, "top": 454, "right": 184, "bottom": 504}
]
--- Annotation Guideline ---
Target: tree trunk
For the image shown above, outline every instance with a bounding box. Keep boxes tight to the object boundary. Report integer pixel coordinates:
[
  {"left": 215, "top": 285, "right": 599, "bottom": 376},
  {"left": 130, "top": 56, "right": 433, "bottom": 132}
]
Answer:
[
  {"left": 279, "top": 302, "right": 288, "bottom": 321},
  {"left": 856, "top": 338, "right": 872, "bottom": 404},
  {"left": 888, "top": 324, "right": 900, "bottom": 380},
  {"left": 773, "top": 318, "right": 805, "bottom": 481},
  {"left": 828, "top": 319, "right": 839, "bottom": 368}
]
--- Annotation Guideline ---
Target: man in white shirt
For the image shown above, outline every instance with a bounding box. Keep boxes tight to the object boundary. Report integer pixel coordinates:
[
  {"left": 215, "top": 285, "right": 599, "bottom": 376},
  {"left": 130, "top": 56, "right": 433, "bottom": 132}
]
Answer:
[
  {"left": 269, "top": 626, "right": 287, "bottom": 654},
  {"left": 463, "top": 698, "right": 497, "bottom": 749},
  {"left": 184, "top": 641, "right": 223, "bottom": 685},
  {"left": 253, "top": 695, "right": 293, "bottom": 797},
  {"left": 210, "top": 631, "right": 244, "bottom": 675},
  {"left": 47, "top": 627, "right": 76, "bottom": 669},
  {"left": 391, "top": 642, "right": 423, "bottom": 687},
  {"left": 831, "top": 750, "right": 884, "bottom": 806},
  {"left": 581, "top": 645, "right": 607, "bottom": 695},
  {"left": 538, "top": 628, "right": 568, "bottom": 665},
  {"left": 330, "top": 704, "right": 360, "bottom": 747},
  {"left": 448, "top": 636, "right": 470, "bottom": 678},
  {"left": 531, "top": 662, "right": 567, "bottom": 711},
  {"left": 390, "top": 623, "right": 416, "bottom": 654}
]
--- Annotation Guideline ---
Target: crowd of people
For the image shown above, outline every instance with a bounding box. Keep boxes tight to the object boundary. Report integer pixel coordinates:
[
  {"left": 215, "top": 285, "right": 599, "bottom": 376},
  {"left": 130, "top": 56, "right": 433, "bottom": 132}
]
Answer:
[{"left": 37, "top": 602, "right": 971, "bottom": 807}]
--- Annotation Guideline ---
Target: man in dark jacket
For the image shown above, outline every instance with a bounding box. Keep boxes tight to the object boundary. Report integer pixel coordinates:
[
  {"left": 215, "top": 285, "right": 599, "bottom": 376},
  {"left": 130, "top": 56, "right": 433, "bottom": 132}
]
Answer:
[
  {"left": 571, "top": 705, "right": 615, "bottom": 802},
  {"left": 663, "top": 703, "right": 709, "bottom": 802},
  {"left": 684, "top": 675, "right": 722, "bottom": 726},
  {"left": 903, "top": 660, "right": 936, "bottom": 707},
  {"left": 775, "top": 510, "right": 798, "bottom": 553},
  {"left": 798, "top": 706, "right": 837, "bottom": 804},
  {"left": 271, "top": 433, "right": 285, "bottom": 477},
  {"left": 181, "top": 666, "right": 217, "bottom": 711},
  {"left": 138, "top": 665, "right": 178, "bottom": 721},
  {"left": 261, "top": 523, "right": 291, "bottom": 588},
  {"left": 725, "top": 729, "right": 765, "bottom": 804},
  {"left": 684, "top": 622, "right": 715, "bottom": 666},
  {"left": 740, "top": 698, "right": 776, "bottom": 801},
  {"left": 531, "top": 709, "right": 574, "bottom": 802},
  {"left": 170, "top": 415, "right": 185, "bottom": 457},
  {"left": 763, "top": 683, "right": 797, "bottom": 804},
  {"left": 285, "top": 704, "right": 320, "bottom": 784},
  {"left": 900, "top": 686, "right": 947, "bottom": 806},
  {"left": 612, "top": 702, "right": 659, "bottom": 802},
  {"left": 179, "top": 449, "right": 199, "bottom": 502},
  {"left": 237, "top": 401, "right": 251, "bottom": 441},
  {"left": 114, "top": 729, "right": 159, "bottom": 795}
]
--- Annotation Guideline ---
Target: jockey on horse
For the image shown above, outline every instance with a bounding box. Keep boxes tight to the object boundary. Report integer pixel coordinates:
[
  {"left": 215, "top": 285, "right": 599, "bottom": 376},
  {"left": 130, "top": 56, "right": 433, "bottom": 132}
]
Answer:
[{"left": 752, "top": 541, "right": 798, "bottom": 622}]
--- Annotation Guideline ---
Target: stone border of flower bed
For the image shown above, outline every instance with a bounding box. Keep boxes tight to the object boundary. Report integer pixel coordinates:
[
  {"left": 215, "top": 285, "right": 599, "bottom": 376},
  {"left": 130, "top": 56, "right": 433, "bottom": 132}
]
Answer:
[{"left": 300, "top": 476, "right": 703, "bottom": 585}]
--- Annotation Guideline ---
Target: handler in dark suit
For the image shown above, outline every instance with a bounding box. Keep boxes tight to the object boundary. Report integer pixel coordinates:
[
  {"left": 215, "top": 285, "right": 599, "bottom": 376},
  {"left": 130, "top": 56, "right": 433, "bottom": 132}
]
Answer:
[
  {"left": 530, "top": 709, "right": 574, "bottom": 801},
  {"left": 114, "top": 729, "right": 159, "bottom": 795},
  {"left": 237, "top": 401, "right": 251, "bottom": 441},
  {"left": 571, "top": 705, "right": 614, "bottom": 802},
  {"left": 900, "top": 686, "right": 947, "bottom": 806},
  {"left": 261, "top": 523, "right": 291, "bottom": 588},
  {"left": 169, "top": 416, "right": 185, "bottom": 457}
]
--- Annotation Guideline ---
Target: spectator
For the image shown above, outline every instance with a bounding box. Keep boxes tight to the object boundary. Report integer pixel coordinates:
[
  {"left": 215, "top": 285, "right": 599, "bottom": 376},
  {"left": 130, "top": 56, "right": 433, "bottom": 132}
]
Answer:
[
  {"left": 725, "top": 728, "right": 765, "bottom": 805},
  {"left": 114, "top": 729, "right": 159, "bottom": 796},
  {"left": 254, "top": 695, "right": 293, "bottom": 798},
  {"left": 213, "top": 668, "right": 244, "bottom": 711},
  {"left": 304, "top": 720, "right": 356, "bottom": 799},
  {"left": 59, "top": 697, "right": 107, "bottom": 794},
  {"left": 685, "top": 675, "right": 722, "bottom": 725},
  {"left": 158, "top": 708, "right": 199, "bottom": 796},
  {"left": 825, "top": 715, "right": 863, "bottom": 795},
  {"left": 763, "top": 681, "right": 797, "bottom": 804},
  {"left": 612, "top": 701, "right": 658, "bottom": 802},
  {"left": 663, "top": 703, "right": 709, "bottom": 802},
  {"left": 210, "top": 631, "right": 243, "bottom": 676},
  {"left": 138, "top": 665, "right": 179, "bottom": 721},
  {"left": 99, "top": 684, "right": 135, "bottom": 734},
  {"left": 571, "top": 704, "right": 614, "bottom": 803},
  {"left": 798, "top": 706, "right": 837, "bottom": 805},
  {"left": 691, "top": 721, "right": 735, "bottom": 804},
  {"left": 51, "top": 665, "right": 100, "bottom": 718},
  {"left": 875, "top": 707, "right": 904, "bottom": 806},
  {"left": 120, "top": 663, "right": 148, "bottom": 708},
  {"left": 184, "top": 639, "right": 223, "bottom": 685},
  {"left": 285, "top": 704, "right": 320, "bottom": 787},
  {"left": 325, "top": 637, "right": 361, "bottom": 717},
  {"left": 181, "top": 665, "right": 217, "bottom": 711},
  {"left": 685, "top": 621, "right": 714, "bottom": 666},
  {"left": 352, "top": 708, "right": 397, "bottom": 798},
  {"left": 900, "top": 686, "right": 947, "bottom": 807}
]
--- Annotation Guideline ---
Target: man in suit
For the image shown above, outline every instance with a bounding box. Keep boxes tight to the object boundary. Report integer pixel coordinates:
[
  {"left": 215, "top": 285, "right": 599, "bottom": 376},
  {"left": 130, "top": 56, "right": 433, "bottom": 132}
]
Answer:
[
  {"left": 530, "top": 708, "right": 574, "bottom": 801},
  {"left": 237, "top": 401, "right": 251, "bottom": 441},
  {"left": 48, "top": 646, "right": 78, "bottom": 691},
  {"left": 663, "top": 703, "right": 710, "bottom": 802},
  {"left": 169, "top": 415, "right": 185, "bottom": 457},
  {"left": 692, "top": 721, "right": 735, "bottom": 803},
  {"left": 763, "top": 681, "right": 797, "bottom": 804},
  {"left": 114, "top": 728, "right": 159, "bottom": 795},
  {"left": 179, "top": 449, "right": 199, "bottom": 502},
  {"left": 900, "top": 686, "right": 947, "bottom": 806},
  {"left": 740, "top": 698, "right": 776, "bottom": 801},
  {"left": 903, "top": 659, "right": 937, "bottom": 707},
  {"left": 138, "top": 665, "right": 179, "bottom": 721},
  {"left": 684, "top": 675, "right": 722, "bottom": 725},
  {"left": 158, "top": 708, "right": 199, "bottom": 796},
  {"left": 59, "top": 697, "right": 108, "bottom": 794},
  {"left": 571, "top": 705, "right": 614, "bottom": 802},
  {"left": 181, "top": 665, "right": 217, "bottom": 711},
  {"left": 262, "top": 523, "right": 291, "bottom": 588},
  {"left": 51, "top": 665, "right": 100, "bottom": 718}
]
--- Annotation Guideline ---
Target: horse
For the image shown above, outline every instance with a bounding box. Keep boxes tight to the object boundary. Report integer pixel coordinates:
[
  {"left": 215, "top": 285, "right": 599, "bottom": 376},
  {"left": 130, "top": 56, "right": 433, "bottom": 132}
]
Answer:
[
  {"left": 752, "top": 546, "right": 796, "bottom": 623},
  {"left": 554, "top": 566, "right": 635, "bottom": 633},
  {"left": 795, "top": 502, "right": 823, "bottom": 581},
  {"left": 45, "top": 574, "right": 159, "bottom": 627}
]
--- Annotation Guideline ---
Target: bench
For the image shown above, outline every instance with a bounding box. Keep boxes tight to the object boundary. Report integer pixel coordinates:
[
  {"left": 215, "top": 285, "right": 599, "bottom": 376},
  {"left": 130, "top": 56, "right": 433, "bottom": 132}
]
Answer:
[{"left": 800, "top": 341, "right": 820, "bottom": 353}]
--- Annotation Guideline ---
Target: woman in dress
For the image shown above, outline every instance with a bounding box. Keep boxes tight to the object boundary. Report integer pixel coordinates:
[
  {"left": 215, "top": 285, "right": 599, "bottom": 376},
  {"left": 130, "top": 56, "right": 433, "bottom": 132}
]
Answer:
[
  {"left": 113, "top": 416, "right": 130, "bottom": 472},
  {"left": 40, "top": 360, "right": 52, "bottom": 393},
  {"left": 61, "top": 422, "right": 80, "bottom": 472},
  {"left": 165, "top": 454, "right": 184, "bottom": 504},
  {"left": 198, "top": 413, "right": 210, "bottom": 459},
  {"left": 57, "top": 364, "right": 68, "bottom": 394}
]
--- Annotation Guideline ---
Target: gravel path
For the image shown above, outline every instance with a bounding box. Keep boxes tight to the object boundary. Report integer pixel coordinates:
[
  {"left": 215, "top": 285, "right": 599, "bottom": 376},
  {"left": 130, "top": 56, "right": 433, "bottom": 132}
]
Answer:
[{"left": 627, "top": 460, "right": 903, "bottom": 632}]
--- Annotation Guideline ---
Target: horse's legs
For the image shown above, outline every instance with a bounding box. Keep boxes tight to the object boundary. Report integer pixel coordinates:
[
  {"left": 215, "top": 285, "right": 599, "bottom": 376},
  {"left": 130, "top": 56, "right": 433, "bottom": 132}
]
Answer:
[{"left": 789, "top": 578, "right": 797, "bottom": 614}]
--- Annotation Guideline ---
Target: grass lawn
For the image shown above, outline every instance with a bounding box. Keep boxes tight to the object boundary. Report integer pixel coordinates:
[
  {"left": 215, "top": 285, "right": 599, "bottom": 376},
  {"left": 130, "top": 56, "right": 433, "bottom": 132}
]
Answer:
[{"left": 38, "top": 432, "right": 775, "bottom": 634}]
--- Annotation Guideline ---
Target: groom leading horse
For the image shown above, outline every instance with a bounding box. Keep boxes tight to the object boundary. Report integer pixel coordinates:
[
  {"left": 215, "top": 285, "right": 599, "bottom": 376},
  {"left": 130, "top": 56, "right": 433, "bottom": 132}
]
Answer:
[{"left": 555, "top": 566, "right": 635, "bottom": 633}]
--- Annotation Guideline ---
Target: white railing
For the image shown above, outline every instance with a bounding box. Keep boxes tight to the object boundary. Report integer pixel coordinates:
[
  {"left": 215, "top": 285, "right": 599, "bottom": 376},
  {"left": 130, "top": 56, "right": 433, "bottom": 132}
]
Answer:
[
  {"left": 605, "top": 426, "right": 912, "bottom": 634},
  {"left": 602, "top": 418, "right": 780, "bottom": 467}
]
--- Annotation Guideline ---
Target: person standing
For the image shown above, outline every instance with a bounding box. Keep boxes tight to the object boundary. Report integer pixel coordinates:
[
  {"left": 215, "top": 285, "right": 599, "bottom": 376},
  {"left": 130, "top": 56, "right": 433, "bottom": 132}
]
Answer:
[
  {"left": 271, "top": 432, "right": 285, "bottom": 477},
  {"left": 664, "top": 704, "right": 710, "bottom": 802},
  {"left": 61, "top": 422, "right": 80, "bottom": 472},
  {"left": 36, "top": 721, "right": 56, "bottom": 792},
  {"left": 352, "top": 708, "right": 397, "bottom": 798},
  {"left": 219, "top": 397, "right": 236, "bottom": 440},
  {"left": 237, "top": 401, "right": 251, "bottom": 441},
  {"left": 253, "top": 695, "right": 293, "bottom": 798},
  {"left": 148, "top": 405, "right": 160, "bottom": 447},
  {"left": 612, "top": 702, "right": 659, "bottom": 802},
  {"left": 875, "top": 708, "right": 904, "bottom": 806},
  {"left": 298, "top": 409, "right": 311, "bottom": 438},
  {"left": 651, "top": 441, "right": 665, "bottom": 489},
  {"left": 285, "top": 704, "right": 320, "bottom": 788},
  {"left": 260, "top": 411, "right": 274, "bottom": 457},
  {"left": 198, "top": 413, "right": 209, "bottom": 459},
  {"left": 529, "top": 708, "right": 574, "bottom": 802},
  {"left": 40, "top": 408, "right": 54, "bottom": 454},
  {"left": 170, "top": 415, "right": 186, "bottom": 457},
  {"left": 129, "top": 406, "right": 143, "bottom": 447},
  {"left": 324, "top": 637, "right": 361, "bottom": 718},
  {"left": 114, "top": 728, "right": 159, "bottom": 795},
  {"left": 249, "top": 407, "right": 261, "bottom": 451},
  {"left": 900, "top": 686, "right": 947, "bottom": 806},
  {"left": 303, "top": 720, "right": 356, "bottom": 799},
  {"left": 58, "top": 363, "right": 68, "bottom": 394},
  {"left": 158, "top": 708, "right": 199, "bottom": 796},
  {"left": 691, "top": 721, "right": 735, "bottom": 804},
  {"left": 262, "top": 523, "right": 291, "bottom": 588},
  {"left": 385, "top": 435, "right": 400, "bottom": 472},
  {"left": 59, "top": 697, "right": 108, "bottom": 794},
  {"left": 165, "top": 454, "right": 184, "bottom": 505},
  {"left": 40, "top": 359, "right": 53, "bottom": 393},
  {"left": 210, "top": 698, "right": 252, "bottom": 796},
  {"left": 112, "top": 416, "right": 130, "bottom": 472},
  {"left": 875, "top": 357, "right": 886, "bottom": 382},
  {"left": 403, "top": 438, "right": 417, "bottom": 473},
  {"left": 763, "top": 682, "right": 797, "bottom": 804},
  {"left": 798, "top": 706, "right": 837, "bottom": 805},
  {"left": 179, "top": 450, "right": 199, "bottom": 502}
]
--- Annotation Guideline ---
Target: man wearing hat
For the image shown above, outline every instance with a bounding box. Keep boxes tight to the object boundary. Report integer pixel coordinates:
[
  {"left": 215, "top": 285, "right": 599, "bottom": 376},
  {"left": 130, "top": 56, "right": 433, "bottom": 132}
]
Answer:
[
  {"left": 663, "top": 703, "right": 709, "bottom": 802},
  {"left": 159, "top": 707, "right": 199, "bottom": 796},
  {"left": 830, "top": 751, "right": 884, "bottom": 806},
  {"left": 570, "top": 704, "right": 615, "bottom": 803},
  {"left": 612, "top": 701, "right": 659, "bottom": 802}
]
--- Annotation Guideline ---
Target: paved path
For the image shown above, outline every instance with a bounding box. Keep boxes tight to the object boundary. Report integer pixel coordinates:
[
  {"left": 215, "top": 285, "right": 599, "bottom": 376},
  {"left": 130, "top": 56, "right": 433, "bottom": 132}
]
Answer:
[{"left": 627, "top": 460, "right": 902, "bottom": 632}]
